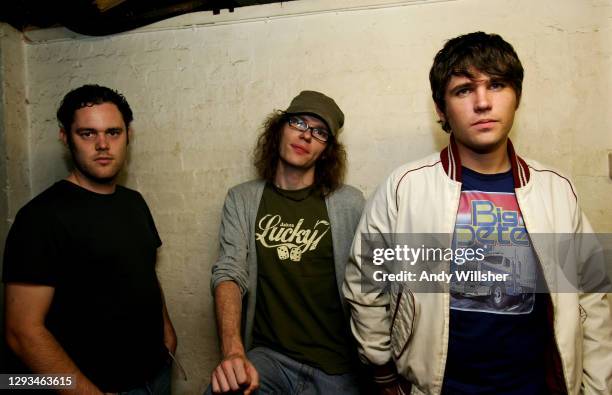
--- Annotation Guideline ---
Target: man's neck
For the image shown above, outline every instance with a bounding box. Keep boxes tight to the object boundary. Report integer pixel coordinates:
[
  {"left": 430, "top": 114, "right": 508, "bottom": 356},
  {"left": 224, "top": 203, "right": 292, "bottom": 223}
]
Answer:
[
  {"left": 66, "top": 170, "right": 116, "bottom": 194},
  {"left": 274, "top": 161, "right": 315, "bottom": 190},
  {"left": 456, "top": 140, "right": 511, "bottom": 174}
]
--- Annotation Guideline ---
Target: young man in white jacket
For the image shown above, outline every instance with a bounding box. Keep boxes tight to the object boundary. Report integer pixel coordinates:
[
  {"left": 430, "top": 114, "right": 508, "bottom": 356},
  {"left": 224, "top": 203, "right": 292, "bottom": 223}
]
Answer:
[{"left": 344, "top": 32, "right": 612, "bottom": 395}]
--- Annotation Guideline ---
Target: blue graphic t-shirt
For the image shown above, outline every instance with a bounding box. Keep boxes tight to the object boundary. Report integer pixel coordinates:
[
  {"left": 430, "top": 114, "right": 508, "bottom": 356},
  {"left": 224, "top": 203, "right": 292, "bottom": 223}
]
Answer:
[{"left": 442, "top": 167, "right": 549, "bottom": 395}]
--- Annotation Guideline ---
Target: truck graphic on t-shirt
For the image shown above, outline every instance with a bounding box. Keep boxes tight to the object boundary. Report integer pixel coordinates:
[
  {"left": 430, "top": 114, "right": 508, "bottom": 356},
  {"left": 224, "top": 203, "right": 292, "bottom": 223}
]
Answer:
[{"left": 451, "top": 251, "right": 537, "bottom": 309}]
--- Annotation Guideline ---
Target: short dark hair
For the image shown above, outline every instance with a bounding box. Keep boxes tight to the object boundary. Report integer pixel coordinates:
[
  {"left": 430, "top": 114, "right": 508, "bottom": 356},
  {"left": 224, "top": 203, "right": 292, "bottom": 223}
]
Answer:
[
  {"left": 253, "top": 111, "right": 347, "bottom": 194},
  {"left": 429, "top": 32, "right": 524, "bottom": 132},
  {"left": 57, "top": 84, "right": 133, "bottom": 132}
]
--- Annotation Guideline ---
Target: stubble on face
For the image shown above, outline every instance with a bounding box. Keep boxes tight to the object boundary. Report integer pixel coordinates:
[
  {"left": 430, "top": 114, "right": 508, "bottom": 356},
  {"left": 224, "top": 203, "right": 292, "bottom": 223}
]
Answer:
[
  {"left": 440, "top": 69, "right": 518, "bottom": 155},
  {"left": 63, "top": 102, "right": 129, "bottom": 190},
  {"left": 274, "top": 115, "right": 328, "bottom": 189},
  {"left": 278, "top": 116, "right": 327, "bottom": 171}
]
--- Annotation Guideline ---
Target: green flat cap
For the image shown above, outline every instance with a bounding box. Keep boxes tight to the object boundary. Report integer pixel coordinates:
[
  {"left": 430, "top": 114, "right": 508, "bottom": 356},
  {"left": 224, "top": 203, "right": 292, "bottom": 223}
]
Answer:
[{"left": 285, "top": 90, "right": 344, "bottom": 136}]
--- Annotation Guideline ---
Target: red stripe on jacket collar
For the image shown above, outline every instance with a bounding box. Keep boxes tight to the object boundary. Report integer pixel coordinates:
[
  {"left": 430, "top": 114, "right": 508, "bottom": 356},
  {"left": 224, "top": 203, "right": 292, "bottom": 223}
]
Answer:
[{"left": 440, "top": 135, "right": 530, "bottom": 187}]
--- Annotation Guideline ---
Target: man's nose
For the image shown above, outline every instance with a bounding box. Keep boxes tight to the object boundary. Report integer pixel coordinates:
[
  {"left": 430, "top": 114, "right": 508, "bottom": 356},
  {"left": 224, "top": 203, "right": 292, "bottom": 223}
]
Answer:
[
  {"left": 300, "top": 128, "right": 313, "bottom": 142},
  {"left": 95, "top": 134, "right": 109, "bottom": 150},
  {"left": 474, "top": 87, "right": 492, "bottom": 112}
]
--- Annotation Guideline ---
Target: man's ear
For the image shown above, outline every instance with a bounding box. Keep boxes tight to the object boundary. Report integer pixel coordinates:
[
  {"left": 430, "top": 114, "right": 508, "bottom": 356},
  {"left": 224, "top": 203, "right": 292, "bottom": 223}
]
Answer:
[
  {"left": 59, "top": 128, "right": 68, "bottom": 146},
  {"left": 435, "top": 105, "right": 446, "bottom": 125},
  {"left": 127, "top": 127, "right": 133, "bottom": 145}
]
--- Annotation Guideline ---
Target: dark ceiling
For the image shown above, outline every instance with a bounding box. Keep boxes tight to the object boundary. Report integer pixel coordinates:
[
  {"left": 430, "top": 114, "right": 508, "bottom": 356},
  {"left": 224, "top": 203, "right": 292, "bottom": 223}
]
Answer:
[{"left": 0, "top": 0, "right": 292, "bottom": 36}]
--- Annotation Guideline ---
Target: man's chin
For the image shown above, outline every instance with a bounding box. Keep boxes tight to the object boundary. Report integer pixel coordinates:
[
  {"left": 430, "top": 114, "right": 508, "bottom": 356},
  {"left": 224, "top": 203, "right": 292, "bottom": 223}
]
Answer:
[
  {"left": 464, "top": 137, "right": 508, "bottom": 155},
  {"left": 469, "top": 144, "right": 500, "bottom": 154},
  {"left": 92, "top": 175, "right": 118, "bottom": 184},
  {"left": 73, "top": 158, "right": 123, "bottom": 185},
  {"left": 77, "top": 168, "right": 120, "bottom": 185},
  {"left": 279, "top": 157, "right": 317, "bottom": 171}
]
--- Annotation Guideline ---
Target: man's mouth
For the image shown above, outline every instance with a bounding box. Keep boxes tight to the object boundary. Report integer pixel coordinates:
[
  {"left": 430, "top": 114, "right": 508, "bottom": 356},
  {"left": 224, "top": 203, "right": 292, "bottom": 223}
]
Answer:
[
  {"left": 291, "top": 144, "right": 309, "bottom": 154},
  {"left": 472, "top": 119, "right": 498, "bottom": 127},
  {"left": 94, "top": 157, "right": 113, "bottom": 164}
]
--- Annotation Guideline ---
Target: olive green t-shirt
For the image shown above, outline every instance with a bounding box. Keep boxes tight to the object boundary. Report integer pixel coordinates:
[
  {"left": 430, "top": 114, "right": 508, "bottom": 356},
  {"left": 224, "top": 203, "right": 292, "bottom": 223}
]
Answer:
[{"left": 251, "top": 183, "right": 353, "bottom": 374}]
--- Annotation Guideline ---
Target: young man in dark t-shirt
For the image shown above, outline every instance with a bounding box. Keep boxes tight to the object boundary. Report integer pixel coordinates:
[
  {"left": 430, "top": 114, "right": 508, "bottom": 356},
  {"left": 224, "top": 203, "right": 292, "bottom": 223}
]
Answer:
[
  {"left": 2, "top": 85, "right": 177, "bottom": 394},
  {"left": 207, "top": 91, "right": 365, "bottom": 394},
  {"left": 344, "top": 32, "right": 612, "bottom": 394}
]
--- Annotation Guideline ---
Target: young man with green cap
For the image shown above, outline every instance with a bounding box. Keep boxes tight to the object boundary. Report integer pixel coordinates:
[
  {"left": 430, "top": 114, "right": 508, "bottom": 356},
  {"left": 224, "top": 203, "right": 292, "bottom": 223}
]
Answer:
[{"left": 207, "top": 91, "right": 365, "bottom": 394}]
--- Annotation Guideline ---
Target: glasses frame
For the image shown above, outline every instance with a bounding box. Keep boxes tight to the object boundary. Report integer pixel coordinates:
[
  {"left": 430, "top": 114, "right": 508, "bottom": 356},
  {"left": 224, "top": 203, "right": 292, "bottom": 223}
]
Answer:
[{"left": 286, "top": 116, "right": 330, "bottom": 143}]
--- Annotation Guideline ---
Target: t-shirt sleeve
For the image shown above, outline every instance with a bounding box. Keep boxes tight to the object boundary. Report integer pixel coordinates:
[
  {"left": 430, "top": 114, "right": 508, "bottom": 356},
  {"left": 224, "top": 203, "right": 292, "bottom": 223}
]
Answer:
[
  {"left": 138, "top": 193, "right": 162, "bottom": 249},
  {"left": 2, "top": 205, "right": 61, "bottom": 285}
]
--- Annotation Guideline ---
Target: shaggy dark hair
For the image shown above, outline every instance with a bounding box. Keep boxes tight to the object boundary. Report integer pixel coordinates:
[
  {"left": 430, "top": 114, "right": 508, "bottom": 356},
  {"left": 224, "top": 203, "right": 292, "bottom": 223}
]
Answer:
[
  {"left": 253, "top": 111, "right": 347, "bottom": 194},
  {"left": 429, "top": 32, "right": 524, "bottom": 132}
]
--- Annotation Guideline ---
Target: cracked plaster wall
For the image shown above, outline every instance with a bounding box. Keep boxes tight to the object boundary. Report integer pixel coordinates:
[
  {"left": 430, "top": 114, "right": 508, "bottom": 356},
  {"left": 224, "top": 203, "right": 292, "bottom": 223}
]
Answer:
[{"left": 0, "top": 23, "right": 31, "bottom": 369}]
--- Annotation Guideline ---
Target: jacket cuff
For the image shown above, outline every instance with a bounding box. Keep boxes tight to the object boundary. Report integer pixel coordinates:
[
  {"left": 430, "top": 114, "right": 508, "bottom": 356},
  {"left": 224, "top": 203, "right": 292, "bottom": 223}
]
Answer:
[{"left": 372, "top": 361, "right": 399, "bottom": 385}]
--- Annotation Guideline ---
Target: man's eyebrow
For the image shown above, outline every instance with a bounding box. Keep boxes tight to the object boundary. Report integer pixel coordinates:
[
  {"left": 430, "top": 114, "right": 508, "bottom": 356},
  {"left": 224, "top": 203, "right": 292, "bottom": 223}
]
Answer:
[
  {"left": 74, "top": 127, "right": 124, "bottom": 132},
  {"left": 488, "top": 76, "right": 508, "bottom": 84},
  {"left": 448, "top": 81, "right": 474, "bottom": 93},
  {"left": 306, "top": 119, "right": 327, "bottom": 129},
  {"left": 75, "top": 127, "right": 96, "bottom": 133}
]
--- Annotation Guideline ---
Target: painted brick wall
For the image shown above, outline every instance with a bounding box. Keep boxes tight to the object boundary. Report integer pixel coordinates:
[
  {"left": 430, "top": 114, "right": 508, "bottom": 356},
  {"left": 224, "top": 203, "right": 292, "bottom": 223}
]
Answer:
[{"left": 1, "top": 0, "right": 610, "bottom": 392}]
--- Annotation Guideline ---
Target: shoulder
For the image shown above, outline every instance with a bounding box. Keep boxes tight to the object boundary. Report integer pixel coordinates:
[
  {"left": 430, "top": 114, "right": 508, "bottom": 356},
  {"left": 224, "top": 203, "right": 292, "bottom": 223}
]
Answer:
[
  {"left": 375, "top": 153, "right": 443, "bottom": 197},
  {"left": 522, "top": 158, "right": 578, "bottom": 200},
  {"left": 114, "top": 185, "right": 153, "bottom": 211},
  {"left": 330, "top": 184, "right": 365, "bottom": 202},
  {"left": 327, "top": 184, "right": 365, "bottom": 213},
  {"left": 16, "top": 181, "right": 70, "bottom": 220},
  {"left": 226, "top": 179, "right": 265, "bottom": 198},
  {"left": 390, "top": 153, "right": 442, "bottom": 183},
  {"left": 116, "top": 184, "right": 144, "bottom": 199}
]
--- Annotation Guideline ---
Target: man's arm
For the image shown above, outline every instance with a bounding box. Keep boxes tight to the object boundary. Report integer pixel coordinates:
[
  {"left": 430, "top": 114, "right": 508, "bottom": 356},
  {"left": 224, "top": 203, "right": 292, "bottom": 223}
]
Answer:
[
  {"left": 209, "top": 186, "right": 258, "bottom": 394},
  {"left": 210, "top": 281, "right": 258, "bottom": 395},
  {"left": 4, "top": 283, "right": 103, "bottom": 395},
  {"left": 343, "top": 177, "right": 412, "bottom": 395},
  {"left": 574, "top": 212, "right": 612, "bottom": 392},
  {"left": 579, "top": 292, "right": 612, "bottom": 392},
  {"left": 158, "top": 280, "right": 177, "bottom": 354}
]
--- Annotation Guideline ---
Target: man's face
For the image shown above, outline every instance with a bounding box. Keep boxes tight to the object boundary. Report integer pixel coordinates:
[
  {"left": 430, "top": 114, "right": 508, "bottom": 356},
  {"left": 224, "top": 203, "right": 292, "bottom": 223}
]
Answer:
[
  {"left": 278, "top": 114, "right": 328, "bottom": 172},
  {"left": 437, "top": 69, "right": 518, "bottom": 154},
  {"left": 60, "top": 102, "right": 129, "bottom": 185}
]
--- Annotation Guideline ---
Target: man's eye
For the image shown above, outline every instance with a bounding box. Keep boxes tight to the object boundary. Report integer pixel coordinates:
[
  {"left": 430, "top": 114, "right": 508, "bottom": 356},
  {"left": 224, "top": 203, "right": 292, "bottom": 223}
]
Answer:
[
  {"left": 455, "top": 88, "right": 471, "bottom": 97},
  {"left": 79, "top": 132, "right": 94, "bottom": 138},
  {"left": 313, "top": 129, "right": 328, "bottom": 138},
  {"left": 490, "top": 82, "right": 506, "bottom": 90},
  {"left": 108, "top": 130, "right": 121, "bottom": 136}
]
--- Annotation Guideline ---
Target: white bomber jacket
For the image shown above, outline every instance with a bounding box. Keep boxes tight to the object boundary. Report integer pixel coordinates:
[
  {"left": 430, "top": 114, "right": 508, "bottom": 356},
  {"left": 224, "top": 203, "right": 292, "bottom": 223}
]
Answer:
[{"left": 343, "top": 137, "right": 612, "bottom": 394}]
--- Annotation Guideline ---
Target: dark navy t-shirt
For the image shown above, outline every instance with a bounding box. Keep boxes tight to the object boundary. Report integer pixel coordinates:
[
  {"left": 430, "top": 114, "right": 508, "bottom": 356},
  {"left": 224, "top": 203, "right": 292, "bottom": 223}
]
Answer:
[{"left": 442, "top": 167, "right": 549, "bottom": 395}]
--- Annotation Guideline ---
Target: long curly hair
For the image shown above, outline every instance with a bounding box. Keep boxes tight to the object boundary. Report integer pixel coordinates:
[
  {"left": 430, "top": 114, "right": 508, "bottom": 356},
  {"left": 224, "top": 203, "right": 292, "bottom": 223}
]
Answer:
[{"left": 253, "top": 111, "right": 347, "bottom": 194}]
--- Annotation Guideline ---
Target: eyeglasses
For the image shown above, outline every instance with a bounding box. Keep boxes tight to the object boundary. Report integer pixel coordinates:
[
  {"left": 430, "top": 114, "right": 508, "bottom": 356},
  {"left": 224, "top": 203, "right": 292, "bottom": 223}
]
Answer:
[{"left": 287, "top": 116, "right": 330, "bottom": 143}]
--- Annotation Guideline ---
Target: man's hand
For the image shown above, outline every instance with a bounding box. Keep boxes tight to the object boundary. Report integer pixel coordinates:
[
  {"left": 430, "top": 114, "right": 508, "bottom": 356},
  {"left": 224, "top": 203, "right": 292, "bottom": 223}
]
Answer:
[
  {"left": 211, "top": 353, "right": 259, "bottom": 394},
  {"left": 158, "top": 277, "right": 177, "bottom": 355},
  {"left": 162, "top": 310, "right": 177, "bottom": 355},
  {"left": 211, "top": 282, "right": 257, "bottom": 393},
  {"left": 164, "top": 331, "right": 177, "bottom": 355},
  {"left": 376, "top": 378, "right": 412, "bottom": 395},
  {"left": 371, "top": 361, "right": 412, "bottom": 395}
]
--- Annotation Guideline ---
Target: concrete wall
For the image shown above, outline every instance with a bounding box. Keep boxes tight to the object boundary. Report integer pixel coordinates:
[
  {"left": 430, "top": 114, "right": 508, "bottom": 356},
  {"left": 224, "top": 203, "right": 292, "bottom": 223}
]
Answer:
[
  {"left": 0, "top": 23, "right": 31, "bottom": 369},
  {"left": 1, "top": 0, "right": 611, "bottom": 392}
]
